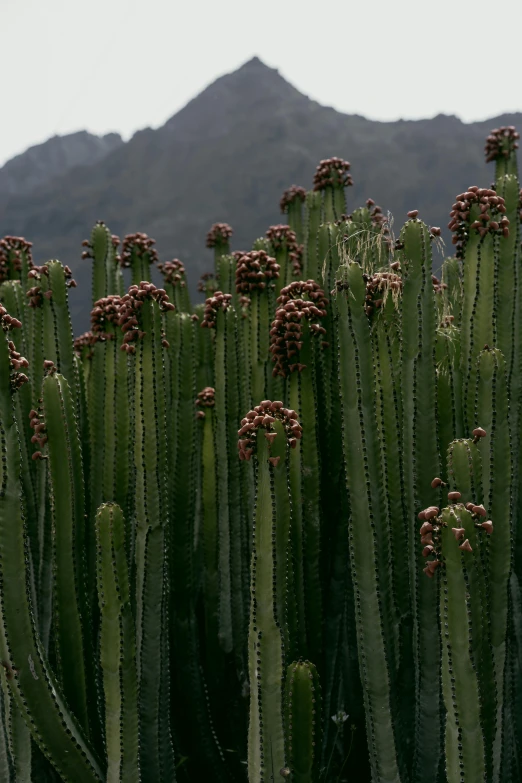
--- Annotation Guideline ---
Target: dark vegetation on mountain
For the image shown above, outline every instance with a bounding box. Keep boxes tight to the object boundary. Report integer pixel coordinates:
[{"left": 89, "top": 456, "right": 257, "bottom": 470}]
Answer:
[{"left": 1, "top": 56, "right": 520, "bottom": 332}]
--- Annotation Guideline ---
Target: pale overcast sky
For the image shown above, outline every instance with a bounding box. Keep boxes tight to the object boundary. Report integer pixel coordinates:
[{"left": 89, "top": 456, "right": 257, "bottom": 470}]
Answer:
[{"left": 2, "top": 0, "right": 521, "bottom": 167}]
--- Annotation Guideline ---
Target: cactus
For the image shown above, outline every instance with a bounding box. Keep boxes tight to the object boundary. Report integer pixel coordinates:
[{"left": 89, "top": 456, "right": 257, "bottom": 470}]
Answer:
[
  {"left": 284, "top": 660, "right": 322, "bottom": 783},
  {"left": 0, "top": 124, "right": 521, "bottom": 783}
]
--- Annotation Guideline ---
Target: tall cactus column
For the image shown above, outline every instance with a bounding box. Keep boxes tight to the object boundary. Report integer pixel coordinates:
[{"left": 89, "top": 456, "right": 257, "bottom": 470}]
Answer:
[
  {"left": 270, "top": 281, "right": 328, "bottom": 665},
  {"left": 0, "top": 306, "right": 103, "bottom": 782},
  {"left": 313, "top": 157, "right": 352, "bottom": 223},
  {"left": 118, "top": 281, "right": 176, "bottom": 779},
  {"left": 335, "top": 261, "right": 402, "bottom": 783},
  {"left": 238, "top": 402, "right": 299, "bottom": 783},
  {"left": 236, "top": 250, "right": 280, "bottom": 406},
  {"left": 399, "top": 213, "right": 443, "bottom": 779},
  {"left": 280, "top": 186, "right": 306, "bottom": 246}
]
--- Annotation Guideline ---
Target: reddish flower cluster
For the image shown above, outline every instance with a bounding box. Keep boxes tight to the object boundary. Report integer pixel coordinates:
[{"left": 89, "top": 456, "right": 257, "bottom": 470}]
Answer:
[
  {"left": 313, "top": 158, "right": 353, "bottom": 192},
  {"left": 120, "top": 233, "right": 158, "bottom": 268},
  {"left": 279, "top": 185, "right": 306, "bottom": 214},
  {"left": 91, "top": 295, "right": 122, "bottom": 338},
  {"left": 485, "top": 126, "right": 520, "bottom": 163},
  {"left": 206, "top": 223, "right": 233, "bottom": 249},
  {"left": 26, "top": 264, "right": 76, "bottom": 309},
  {"left": 235, "top": 250, "right": 280, "bottom": 293},
  {"left": 74, "top": 331, "right": 99, "bottom": 358},
  {"left": 0, "top": 236, "right": 33, "bottom": 283},
  {"left": 448, "top": 186, "right": 509, "bottom": 257},
  {"left": 118, "top": 282, "right": 174, "bottom": 354},
  {"left": 158, "top": 259, "right": 187, "bottom": 288},
  {"left": 269, "top": 281, "right": 328, "bottom": 378},
  {"left": 265, "top": 225, "right": 303, "bottom": 276},
  {"left": 237, "top": 400, "right": 302, "bottom": 463},
  {"left": 198, "top": 272, "right": 218, "bottom": 294},
  {"left": 29, "top": 407, "right": 47, "bottom": 460},
  {"left": 201, "top": 291, "right": 232, "bottom": 328},
  {"left": 1, "top": 305, "right": 28, "bottom": 390},
  {"left": 431, "top": 274, "right": 448, "bottom": 296},
  {"left": 363, "top": 269, "right": 403, "bottom": 318},
  {"left": 195, "top": 386, "right": 215, "bottom": 419}
]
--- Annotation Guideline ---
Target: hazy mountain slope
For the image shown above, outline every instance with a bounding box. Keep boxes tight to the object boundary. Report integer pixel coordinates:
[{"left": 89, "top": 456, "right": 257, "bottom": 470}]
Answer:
[
  {"left": 0, "top": 131, "right": 123, "bottom": 198},
  {"left": 0, "top": 57, "right": 519, "bottom": 332}
]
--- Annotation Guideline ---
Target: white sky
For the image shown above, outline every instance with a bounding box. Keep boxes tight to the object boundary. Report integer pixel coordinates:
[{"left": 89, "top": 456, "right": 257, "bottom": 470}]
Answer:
[{"left": 2, "top": 0, "right": 521, "bottom": 167}]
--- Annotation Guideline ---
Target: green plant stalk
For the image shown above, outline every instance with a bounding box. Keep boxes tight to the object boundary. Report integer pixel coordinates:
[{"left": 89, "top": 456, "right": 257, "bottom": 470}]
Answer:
[
  {"left": 247, "top": 425, "right": 288, "bottom": 782},
  {"left": 335, "top": 261, "right": 401, "bottom": 783},
  {"left": 303, "top": 192, "right": 322, "bottom": 281},
  {"left": 249, "top": 292, "right": 270, "bottom": 406},
  {"left": 90, "top": 222, "right": 118, "bottom": 304},
  {"left": 440, "top": 505, "right": 486, "bottom": 783},
  {"left": 441, "top": 257, "right": 463, "bottom": 329},
  {"left": 214, "top": 308, "right": 247, "bottom": 659},
  {"left": 95, "top": 503, "right": 139, "bottom": 783},
  {"left": 284, "top": 660, "right": 322, "bottom": 783},
  {"left": 447, "top": 438, "right": 494, "bottom": 778},
  {"left": 0, "top": 329, "right": 103, "bottom": 783},
  {"left": 132, "top": 297, "right": 173, "bottom": 777},
  {"left": 286, "top": 200, "right": 304, "bottom": 246},
  {"left": 436, "top": 327, "right": 463, "bottom": 462},
  {"left": 200, "top": 405, "right": 220, "bottom": 671},
  {"left": 46, "top": 261, "right": 80, "bottom": 411},
  {"left": 194, "top": 304, "right": 214, "bottom": 391},
  {"left": 322, "top": 185, "right": 345, "bottom": 224},
  {"left": 43, "top": 373, "right": 89, "bottom": 735},
  {"left": 494, "top": 176, "right": 519, "bottom": 386},
  {"left": 400, "top": 218, "right": 442, "bottom": 779},
  {"left": 287, "top": 327, "right": 323, "bottom": 666},
  {"left": 217, "top": 255, "right": 238, "bottom": 307},
  {"left": 474, "top": 348, "right": 512, "bottom": 781}
]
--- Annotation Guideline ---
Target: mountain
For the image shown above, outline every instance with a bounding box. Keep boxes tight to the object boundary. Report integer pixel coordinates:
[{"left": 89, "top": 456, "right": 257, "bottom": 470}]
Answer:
[
  {"left": 0, "top": 56, "right": 520, "bottom": 333},
  {"left": 0, "top": 131, "right": 123, "bottom": 198}
]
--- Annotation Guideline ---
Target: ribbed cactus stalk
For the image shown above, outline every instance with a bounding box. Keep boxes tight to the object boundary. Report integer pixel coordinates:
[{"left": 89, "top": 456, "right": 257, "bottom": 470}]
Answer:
[
  {"left": 202, "top": 294, "right": 247, "bottom": 659},
  {"left": 270, "top": 281, "right": 328, "bottom": 663},
  {"left": 95, "top": 503, "right": 139, "bottom": 783},
  {"left": 206, "top": 222, "right": 233, "bottom": 275},
  {"left": 41, "top": 368, "right": 90, "bottom": 735},
  {"left": 313, "top": 157, "right": 352, "bottom": 223},
  {"left": 82, "top": 221, "right": 123, "bottom": 303},
  {"left": 120, "top": 233, "right": 158, "bottom": 285},
  {"left": 0, "top": 236, "right": 33, "bottom": 288},
  {"left": 399, "top": 212, "right": 442, "bottom": 779},
  {"left": 158, "top": 259, "right": 192, "bottom": 312},
  {"left": 284, "top": 660, "right": 322, "bottom": 783},
  {"left": 0, "top": 306, "right": 103, "bottom": 783},
  {"left": 266, "top": 225, "right": 302, "bottom": 294},
  {"left": 118, "top": 281, "right": 175, "bottom": 778},
  {"left": 432, "top": 503, "right": 487, "bottom": 783},
  {"left": 335, "top": 260, "right": 402, "bottom": 783},
  {"left": 238, "top": 401, "right": 299, "bottom": 782},
  {"left": 280, "top": 186, "right": 306, "bottom": 246},
  {"left": 236, "top": 250, "right": 280, "bottom": 405}
]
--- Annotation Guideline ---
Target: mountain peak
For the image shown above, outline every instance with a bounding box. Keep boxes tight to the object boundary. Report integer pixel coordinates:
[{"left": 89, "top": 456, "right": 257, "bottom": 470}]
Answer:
[{"left": 163, "top": 57, "right": 308, "bottom": 137}]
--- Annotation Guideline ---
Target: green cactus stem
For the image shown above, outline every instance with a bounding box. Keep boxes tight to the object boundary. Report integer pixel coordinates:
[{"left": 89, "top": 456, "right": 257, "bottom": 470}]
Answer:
[
  {"left": 335, "top": 261, "right": 402, "bottom": 783},
  {"left": 313, "top": 158, "right": 352, "bottom": 223},
  {"left": 158, "top": 259, "right": 192, "bottom": 313},
  {"left": 0, "top": 308, "right": 103, "bottom": 783},
  {"left": 95, "top": 503, "right": 139, "bottom": 783},
  {"left": 118, "top": 281, "right": 175, "bottom": 777},
  {"left": 280, "top": 186, "right": 306, "bottom": 246},
  {"left": 266, "top": 225, "right": 302, "bottom": 295},
  {"left": 81, "top": 222, "right": 122, "bottom": 305},
  {"left": 239, "top": 402, "right": 299, "bottom": 782},
  {"left": 236, "top": 250, "right": 280, "bottom": 406},
  {"left": 303, "top": 192, "right": 322, "bottom": 281},
  {"left": 119, "top": 233, "right": 158, "bottom": 286},
  {"left": 270, "top": 281, "right": 328, "bottom": 664},
  {"left": 0, "top": 236, "right": 33, "bottom": 288},
  {"left": 284, "top": 660, "right": 322, "bottom": 783},
  {"left": 399, "top": 212, "right": 443, "bottom": 779},
  {"left": 435, "top": 505, "right": 487, "bottom": 783},
  {"left": 474, "top": 348, "right": 512, "bottom": 780},
  {"left": 485, "top": 126, "right": 520, "bottom": 179},
  {"left": 206, "top": 223, "right": 234, "bottom": 274}
]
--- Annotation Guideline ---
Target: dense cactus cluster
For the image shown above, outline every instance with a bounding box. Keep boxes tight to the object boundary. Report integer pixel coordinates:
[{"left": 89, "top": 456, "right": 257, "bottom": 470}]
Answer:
[{"left": 0, "top": 125, "right": 521, "bottom": 783}]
